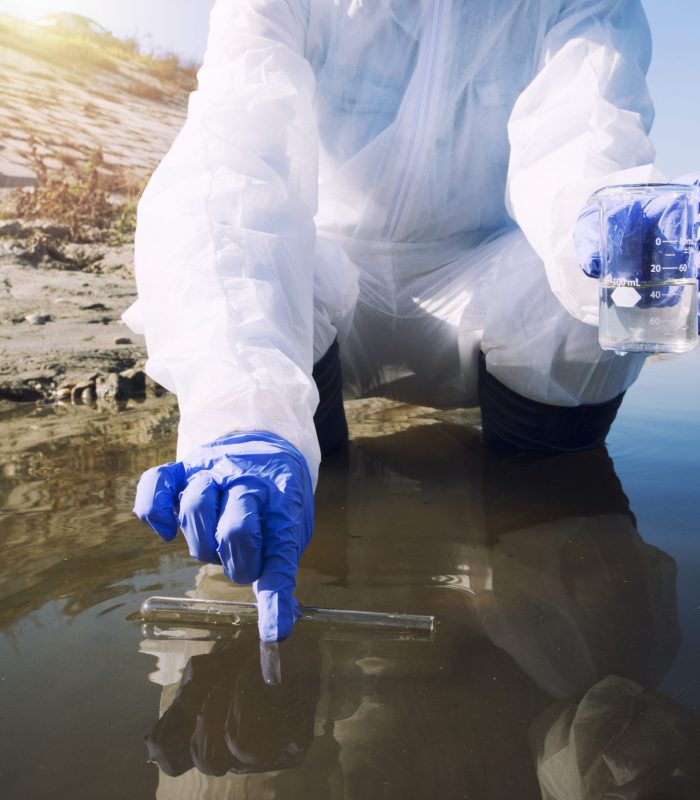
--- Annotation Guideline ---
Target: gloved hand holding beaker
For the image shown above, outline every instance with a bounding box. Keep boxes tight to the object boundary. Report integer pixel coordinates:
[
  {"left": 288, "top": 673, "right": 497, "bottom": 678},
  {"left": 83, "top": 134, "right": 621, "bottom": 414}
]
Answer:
[
  {"left": 133, "top": 432, "right": 314, "bottom": 643},
  {"left": 574, "top": 175, "right": 700, "bottom": 353}
]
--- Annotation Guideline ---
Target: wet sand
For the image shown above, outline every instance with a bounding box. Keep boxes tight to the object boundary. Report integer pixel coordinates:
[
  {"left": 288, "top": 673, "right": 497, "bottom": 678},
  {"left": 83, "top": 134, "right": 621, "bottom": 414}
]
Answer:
[
  {"left": 0, "top": 351, "right": 699, "bottom": 799},
  {"left": 0, "top": 238, "right": 146, "bottom": 402}
]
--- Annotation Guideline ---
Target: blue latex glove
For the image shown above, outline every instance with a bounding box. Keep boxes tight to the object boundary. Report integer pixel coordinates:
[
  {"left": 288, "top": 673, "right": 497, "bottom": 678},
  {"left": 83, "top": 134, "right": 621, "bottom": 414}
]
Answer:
[
  {"left": 133, "top": 432, "right": 314, "bottom": 642},
  {"left": 574, "top": 174, "right": 700, "bottom": 325}
]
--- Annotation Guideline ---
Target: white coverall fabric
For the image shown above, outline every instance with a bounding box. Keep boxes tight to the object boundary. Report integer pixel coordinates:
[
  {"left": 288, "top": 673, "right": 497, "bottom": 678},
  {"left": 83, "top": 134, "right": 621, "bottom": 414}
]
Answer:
[{"left": 128, "top": 0, "right": 663, "bottom": 483}]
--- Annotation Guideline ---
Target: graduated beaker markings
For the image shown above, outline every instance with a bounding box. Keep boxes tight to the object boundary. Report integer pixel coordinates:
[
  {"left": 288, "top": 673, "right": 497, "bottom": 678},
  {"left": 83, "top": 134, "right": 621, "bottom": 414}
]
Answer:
[
  {"left": 600, "top": 279, "right": 697, "bottom": 353},
  {"left": 591, "top": 183, "right": 699, "bottom": 354}
]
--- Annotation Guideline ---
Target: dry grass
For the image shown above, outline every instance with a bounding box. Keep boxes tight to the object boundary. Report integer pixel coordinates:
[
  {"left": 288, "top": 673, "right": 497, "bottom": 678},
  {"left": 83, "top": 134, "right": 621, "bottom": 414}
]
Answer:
[
  {"left": 57, "top": 152, "right": 77, "bottom": 168},
  {"left": 10, "top": 139, "right": 146, "bottom": 243},
  {"left": 0, "top": 17, "right": 119, "bottom": 73},
  {"left": 0, "top": 14, "right": 197, "bottom": 92},
  {"left": 0, "top": 13, "right": 193, "bottom": 242},
  {"left": 145, "top": 51, "right": 198, "bottom": 90},
  {"left": 126, "top": 80, "right": 165, "bottom": 103}
]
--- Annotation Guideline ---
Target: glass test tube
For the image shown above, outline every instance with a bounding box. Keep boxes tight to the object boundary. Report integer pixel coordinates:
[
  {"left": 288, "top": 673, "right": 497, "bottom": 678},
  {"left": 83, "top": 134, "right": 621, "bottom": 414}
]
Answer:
[
  {"left": 140, "top": 623, "right": 434, "bottom": 643},
  {"left": 140, "top": 596, "right": 435, "bottom": 634}
]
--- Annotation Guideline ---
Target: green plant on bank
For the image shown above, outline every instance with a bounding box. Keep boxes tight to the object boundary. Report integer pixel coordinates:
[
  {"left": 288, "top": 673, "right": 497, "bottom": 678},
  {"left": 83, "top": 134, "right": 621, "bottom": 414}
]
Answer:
[{"left": 12, "top": 139, "right": 146, "bottom": 243}]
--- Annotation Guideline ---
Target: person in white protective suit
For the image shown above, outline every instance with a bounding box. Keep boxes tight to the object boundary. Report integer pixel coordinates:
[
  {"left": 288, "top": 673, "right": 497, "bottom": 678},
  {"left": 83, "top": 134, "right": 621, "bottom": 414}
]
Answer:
[{"left": 129, "top": 0, "right": 667, "bottom": 642}]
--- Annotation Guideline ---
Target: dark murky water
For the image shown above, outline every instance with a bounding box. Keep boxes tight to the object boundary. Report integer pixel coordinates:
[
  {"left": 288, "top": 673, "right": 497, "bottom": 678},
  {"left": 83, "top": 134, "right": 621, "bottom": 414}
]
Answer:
[{"left": 1, "top": 353, "right": 699, "bottom": 799}]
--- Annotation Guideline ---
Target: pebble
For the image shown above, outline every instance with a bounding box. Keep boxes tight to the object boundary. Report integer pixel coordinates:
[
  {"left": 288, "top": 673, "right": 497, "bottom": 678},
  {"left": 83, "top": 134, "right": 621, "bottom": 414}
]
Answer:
[
  {"left": 49, "top": 367, "right": 167, "bottom": 406},
  {"left": 120, "top": 367, "right": 146, "bottom": 395},
  {"left": 71, "top": 380, "right": 96, "bottom": 402},
  {"left": 96, "top": 372, "right": 129, "bottom": 401},
  {"left": 25, "top": 313, "right": 52, "bottom": 325},
  {"left": 113, "top": 336, "right": 132, "bottom": 345}
]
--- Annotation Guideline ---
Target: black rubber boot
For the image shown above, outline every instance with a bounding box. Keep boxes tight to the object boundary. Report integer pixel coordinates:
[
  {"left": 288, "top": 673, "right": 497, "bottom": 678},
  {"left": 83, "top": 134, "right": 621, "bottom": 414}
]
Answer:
[
  {"left": 312, "top": 338, "right": 349, "bottom": 457},
  {"left": 477, "top": 351, "right": 625, "bottom": 453}
]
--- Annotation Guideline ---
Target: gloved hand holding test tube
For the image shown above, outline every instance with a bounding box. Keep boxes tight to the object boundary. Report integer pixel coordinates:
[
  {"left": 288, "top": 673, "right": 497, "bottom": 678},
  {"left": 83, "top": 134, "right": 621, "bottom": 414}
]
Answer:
[
  {"left": 575, "top": 177, "right": 700, "bottom": 354},
  {"left": 133, "top": 433, "right": 436, "bottom": 642},
  {"left": 133, "top": 432, "right": 315, "bottom": 643}
]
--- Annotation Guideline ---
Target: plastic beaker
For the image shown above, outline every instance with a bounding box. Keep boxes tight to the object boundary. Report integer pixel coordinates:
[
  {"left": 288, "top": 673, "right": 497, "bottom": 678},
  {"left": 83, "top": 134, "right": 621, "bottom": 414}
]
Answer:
[{"left": 591, "top": 184, "right": 699, "bottom": 354}]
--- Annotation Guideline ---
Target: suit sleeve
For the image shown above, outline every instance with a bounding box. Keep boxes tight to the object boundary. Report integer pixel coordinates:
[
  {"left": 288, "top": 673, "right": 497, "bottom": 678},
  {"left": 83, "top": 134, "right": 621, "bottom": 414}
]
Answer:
[
  {"left": 131, "top": 0, "right": 322, "bottom": 482},
  {"left": 506, "top": 0, "right": 665, "bottom": 325}
]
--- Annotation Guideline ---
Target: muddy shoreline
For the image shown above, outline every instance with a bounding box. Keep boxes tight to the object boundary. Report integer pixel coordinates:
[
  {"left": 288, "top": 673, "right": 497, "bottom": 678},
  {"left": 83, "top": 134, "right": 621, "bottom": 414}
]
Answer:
[{"left": 0, "top": 219, "right": 153, "bottom": 410}]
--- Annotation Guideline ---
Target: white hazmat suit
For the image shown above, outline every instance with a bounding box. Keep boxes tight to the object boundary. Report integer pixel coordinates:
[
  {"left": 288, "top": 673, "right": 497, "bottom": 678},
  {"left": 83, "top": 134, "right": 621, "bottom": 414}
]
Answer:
[{"left": 126, "top": 0, "right": 663, "bottom": 483}]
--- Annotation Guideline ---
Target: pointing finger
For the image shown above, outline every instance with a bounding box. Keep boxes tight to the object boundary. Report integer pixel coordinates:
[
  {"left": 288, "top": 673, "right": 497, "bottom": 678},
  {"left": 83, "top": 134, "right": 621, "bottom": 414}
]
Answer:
[{"left": 255, "top": 539, "right": 301, "bottom": 642}]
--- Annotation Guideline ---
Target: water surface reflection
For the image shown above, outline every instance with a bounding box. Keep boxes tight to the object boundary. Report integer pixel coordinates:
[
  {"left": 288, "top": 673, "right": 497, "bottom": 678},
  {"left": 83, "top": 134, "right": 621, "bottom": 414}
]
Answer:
[
  {"left": 141, "top": 424, "right": 698, "bottom": 799},
  {"left": 0, "top": 358, "right": 698, "bottom": 800}
]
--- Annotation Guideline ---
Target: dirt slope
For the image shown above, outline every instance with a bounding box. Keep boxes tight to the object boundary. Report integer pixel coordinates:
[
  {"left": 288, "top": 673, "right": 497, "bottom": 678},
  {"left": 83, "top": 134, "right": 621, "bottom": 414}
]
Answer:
[
  {"left": 0, "top": 14, "right": 191, "bottom": 403},
  {"left": 0, "top": 13, "right": 190, "bottom": 186}
]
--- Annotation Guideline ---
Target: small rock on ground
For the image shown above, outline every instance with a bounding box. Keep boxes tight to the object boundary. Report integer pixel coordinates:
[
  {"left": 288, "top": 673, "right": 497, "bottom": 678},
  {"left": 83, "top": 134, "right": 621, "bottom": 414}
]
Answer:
[
  {"left": 25, "top": 313, "right": 52, "bottom": 325},
  {"left": 96, "top": 372, "right": 130, "bottom": 401}
]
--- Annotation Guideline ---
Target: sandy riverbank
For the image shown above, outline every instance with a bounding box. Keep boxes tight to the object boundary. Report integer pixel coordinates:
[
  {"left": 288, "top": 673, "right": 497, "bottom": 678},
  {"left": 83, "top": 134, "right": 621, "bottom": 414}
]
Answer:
[{"left": 0, "top": 13, "right": 194, "bottom": 407}]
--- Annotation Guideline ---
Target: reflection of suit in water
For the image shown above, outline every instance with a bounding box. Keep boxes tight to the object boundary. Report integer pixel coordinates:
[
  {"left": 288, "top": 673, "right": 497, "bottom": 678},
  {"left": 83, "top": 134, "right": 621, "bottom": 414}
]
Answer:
[{"left": 141, "top": 427, "right": 697, "bottom": 800}]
